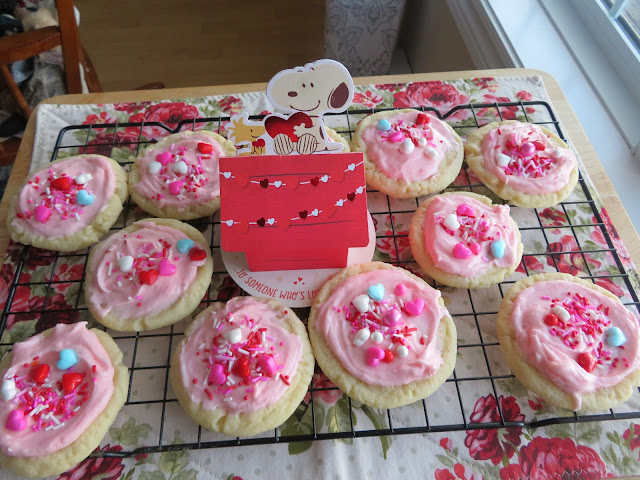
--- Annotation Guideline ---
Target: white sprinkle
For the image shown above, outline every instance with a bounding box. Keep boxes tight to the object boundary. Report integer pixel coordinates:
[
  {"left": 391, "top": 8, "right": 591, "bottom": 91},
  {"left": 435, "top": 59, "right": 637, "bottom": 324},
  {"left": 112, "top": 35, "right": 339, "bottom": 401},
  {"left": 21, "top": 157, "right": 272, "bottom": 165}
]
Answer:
[
  {"left": 51, "top": 415, "right": 60, "bottom": 425},
  {"left": 128, "top": 296, "right": 133, "bottom": 301},
  {"left": 117, "top": 281, "right": 122, "bottom": 287},
  {"left": 107, "top": 262, "right": 113, "bottom": 276},
  {"left": 198, "top": 343, "right": 205, "bottom": 350},
  {"left": 397, "top": 345, "right": 409, "bottom": 358},
  {"left": 275, "top": 372, "right": 280, "bottom": 380},
  {"left": 45, "top": 425, "right": 55, "bottom": 431},
  {"left": 74, "top": 213, "right": 80, "bottom": 221},
  {"left": 227, "top": 377, "right": 235, "bottom": 385},
  {"left": 223, "top": 397, "right": 233, "bottom": 402},
  {"left": 443, "top": 213, "right": 460, "bottom": 231},
  {"left": 46, "top": 187, "right": 50, "bottom": 195},
  {"left": 261, "top": 331, "right": 266, "bottom": 344},
  {"left": 237, "top": 348, "right": 250, "bottom": 355}
]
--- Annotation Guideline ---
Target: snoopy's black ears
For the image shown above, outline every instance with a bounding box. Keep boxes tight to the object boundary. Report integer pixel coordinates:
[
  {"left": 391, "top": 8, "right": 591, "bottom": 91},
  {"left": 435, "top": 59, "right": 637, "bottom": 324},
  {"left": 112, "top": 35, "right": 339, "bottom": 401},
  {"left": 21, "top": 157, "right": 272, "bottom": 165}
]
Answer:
[{"left": 329, "top": 82, "right": 350, "bottom": 109}]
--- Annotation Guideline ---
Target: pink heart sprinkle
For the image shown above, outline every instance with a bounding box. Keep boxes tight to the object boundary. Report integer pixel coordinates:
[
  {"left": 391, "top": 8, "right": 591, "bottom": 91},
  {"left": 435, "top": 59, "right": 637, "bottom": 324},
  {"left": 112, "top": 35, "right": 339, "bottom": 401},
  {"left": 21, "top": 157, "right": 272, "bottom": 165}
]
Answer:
[
  {"left": 34, "top": 205, "right": 51, "bottom": 223},
  {"left": 208, "top": 364, "right": 226, "bottom": 385},
  {"left": 366, "top": 347, "right": 385, "bottom": 367},
  {"left": 388, "top": 131, "right": 405, "bottom": 143},
  {"left": 158, "top": 258, "right": 176, "bottom": 276},
  {"left": 383, "top": 309, "right": 401, "bottom": 326},
  {"left": 6, "top": 409, "right": 27, "bottom": 431},
  {"left": 456, "top": 204, "right": 475, "bottom": 217},
  {"left": 405, "top": 298, "right": 425, "bottom": 316},
  {"left": 394, "top": 283, "right": 407, "bottom": 296},
  {"left": 453, "top": 242, "right": 472, "bottom": 259},
  {"left": 257, "top": 354, "right": 277, "bottom": 377},
  {"left": 468, "top": 241, "right": 480, "bottom": 255},
  {"left": 156, "top": 151, "right": 173, "bottom": 166},
  {"left": 168, "top": 180, "right": 183, "bottom": 195}
]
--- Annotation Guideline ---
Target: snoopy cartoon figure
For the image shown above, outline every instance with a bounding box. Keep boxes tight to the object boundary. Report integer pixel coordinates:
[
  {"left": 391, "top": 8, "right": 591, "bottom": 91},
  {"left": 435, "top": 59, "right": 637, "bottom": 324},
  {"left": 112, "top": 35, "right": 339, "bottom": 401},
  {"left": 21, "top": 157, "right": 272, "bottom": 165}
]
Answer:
[{"left": 264, "top": 59, "right": 354, "bottom": 155}]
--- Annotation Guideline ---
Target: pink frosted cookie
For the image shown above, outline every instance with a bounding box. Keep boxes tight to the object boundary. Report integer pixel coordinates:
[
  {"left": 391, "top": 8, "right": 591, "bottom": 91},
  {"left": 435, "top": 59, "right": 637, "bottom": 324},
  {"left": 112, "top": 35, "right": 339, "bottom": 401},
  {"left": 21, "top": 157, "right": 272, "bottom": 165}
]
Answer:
[
  {"left": 409, "top": 192, "right": 523, "bottom": 289},
  {"left": 169, "top": 296, "right": 314, "bottom": 436},
  {"left": 308, "top": 262, "right": 457, "bottom": 408},
  {"left": 7, "top": 155, "right": 127, "bottom": 252},
  {"left": 351, "top": 108, "right": 463, "bottom": 198},
  {"left": 129, "top": 130, "right": 236, "bottom": 220},
  {"left": 497, "top": 273, "right": 640, "bottom": 411},
  {"left": 0, "top": 323, "right": 127, "bottom": 478},
  {"left": 84, "top": 218, "right": 213, "bottom": 331},
  {"left": 465, "top": 120, "right": 579, "bottom": 207}
]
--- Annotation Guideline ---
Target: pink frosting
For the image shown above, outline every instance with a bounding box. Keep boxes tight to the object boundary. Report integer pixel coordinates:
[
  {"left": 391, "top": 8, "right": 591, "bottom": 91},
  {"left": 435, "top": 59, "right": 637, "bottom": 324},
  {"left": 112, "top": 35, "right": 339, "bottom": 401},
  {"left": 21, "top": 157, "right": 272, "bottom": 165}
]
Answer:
[
  {"left": 315, "top": 269, "right": 446, "bottom": 386},
  {"left": 511, "top": 280, "right": 640, "bottom": 409},
  {"left": 11, "top": 155, "right": 116, "bottom": 238},
  {"left": 361, "top": 111, "right": 459, "bottom": 182},
  {"left": 133, "top": 132, "right": 228, "bottom": 210},
  {"left": 0, "top": 323, "right": 114, "bottom": 457},
  {"left": 480, "top": 123, "right": 576, "bottom": 194},
  {"left": 87, "top": 221, "right": 207, "bottom": 320},
  {"left": 179, "top": 297, "right": 303, "bottom": 414},
  {"left": 423, "top": 194, "right": 519, "bottom": 277}
]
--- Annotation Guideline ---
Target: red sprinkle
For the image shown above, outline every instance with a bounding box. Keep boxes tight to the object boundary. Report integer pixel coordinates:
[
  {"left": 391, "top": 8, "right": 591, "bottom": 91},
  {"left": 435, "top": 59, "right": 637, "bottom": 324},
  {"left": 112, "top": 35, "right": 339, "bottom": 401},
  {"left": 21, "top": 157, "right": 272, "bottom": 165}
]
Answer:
[
  {"left": 204, "top": 388, "right": 213, "bottom": 400},
  {"left": 577, "top": 352, "right": 596, "bottom": 373}
]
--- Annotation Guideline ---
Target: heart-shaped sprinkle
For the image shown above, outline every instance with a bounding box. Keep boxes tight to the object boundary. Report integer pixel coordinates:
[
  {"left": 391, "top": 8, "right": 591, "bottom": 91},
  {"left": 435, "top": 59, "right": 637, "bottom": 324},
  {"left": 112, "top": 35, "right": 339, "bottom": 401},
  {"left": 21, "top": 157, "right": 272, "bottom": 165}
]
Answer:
[
  {"left": 383, "top": 309, "right": 401, "bottom": 326},
  {"left": 352, "top": 294, "right": 370, "bottom": 313},
  {"left": 367, "top": 284, "right": 385, "bottom": 302},
  {"left": 416, "top": 112, "right": 430, "bottom": 125},
  {"left": 310, "top": 176, "right": 320, "bottom": 186},
  {"left": 544, "top": 314, "right": 559, "bottom": 326},
  {"left": 168, "top": 180, "right": 183, "bottom": 195},
  {"left": 156, "top": 151, "right": 173, "bottom": 165},
  {"left": 177, "top": 238, "right": 194, "bottom": 254},
  {"left": 336, "top": 199, "right": 344, "bottom": 207},
  {"left": 158, "top": 258, "right": 177, "bottom": 276},
  {"left": 62, "top": 372, "right": 83, "bottom": 392},
  {"left": 189, "top": 247, "right": 207, "bottom": 262},
  {"left": 383, "top": 350, "right": 394, "bottom": 363},
  {"left": 417, "top": 137, "right": 428, "bottom": 147},
  {"left": 552, "top": 305, "right": 571, "bottom": 322},
  {"left": 197, "top": 142, "right": 214, "bottom": 154},
  {"left": 148, "top": 160, "right": 162, "bottom": 174},
  {"left": 443, "top": 213, "right": 460, "bottom": 231},
  {"left": 405, "top": 298, "right": 425, "bottom": 316},
  {"left": 397, "top": 345, "right": 409, "bottom": 358},
  {"left": 366, "top": 347, "right": 385, "bottom": 367},
  {"left": 76, "top": 190, "right": 95, "bottom": 206},
  {"left": 577, "top": 352, "right": 596, "bottom": 373},
  {"left": 223, "top": 328, "right": 242, "bottom": 344},
  {"left": 468, "top": 241, "right": 481, "bottom": 255},
  {"left": 257, "top": 354, "right": 277, "bottom": 376},
  {"left": 260, "top": 178, "right": 269, "bottom": 188},
  {"left": 606, "top": 327, "right": 626, "bottom": 347},
  {"left": 257, "top": 217, "right": 266, "bottom": 227},
  {"left": 139, "top": 269, "right": 159, "bottom": 286},
  {"left": 34, "top": 205, "right": 51, "bottom": 223},
  {"left": 51, "top": 176, "right": 71, "bottom": 191},
  {"left": 222, "top": 171, "right": 232, "bottom": 179},
  {"left": 231, "top": 356, "right": 251, "bottom": 378},
  {"left": 172, "top": 160, "right": 188, "bottom": 175},
  {"left": 1, "top": 379, "right": 17, "bottom": 401},
  {"left": 118, "top": 255, "right": 134, "bottom": 272},
  {"left": 299, "top": 210, "right": 308, "bottom": 219},
  {"left": 310, "top": 209, "right": 319, "bottom": 216},
  {"left": 57, "top": 348, "right": 78, "bottom": 370},
  {"left": 371, "top": 331, "right": 384, "bottom": 344},
  {"left": 377, "top": 119, "right": 392, "bottom": 131},
  {"left": 400, "top": 138, "right": 415, "bottom": 154},
  {"left": 347, "top": 192, "right": 356, "bottom": 201},
  {"left": 224, "top": 220, "right": 234, "bottom": 226},
  {"left": 388, "top": 131, "right": 404, "bottom": 142},
  {"left": 30, "top": 364, "right": 49, "bottom": 384},
  {"left": 5, "top": 409, "right": 27, "bottom": 431},
  {"left": 491, "top": 240, "right": 506, "bottom": 258},
  {"left": 497, "top": 153, "right": 512, "bottom": 167},
  {"left": 456, "top": 204, "right": 475, "bottom": 217},
  {"left": 320, "top": 175, "right": 329, "bottom": 182},
  {"left": 533, "top": 140, "right": 546, "bottom": 151},
  {"left": 74, "top": 173, "right": 92, "bottom": 185},
  {"left": 266, "top": 218, "right": 275, "bottom": 225},
  {"left": 208, "top": 364, "right": 226, "bottom": 385},
  {"left": 453, "top": 242, "right": 472, "bottom": 259},
  {"left": 347, "top": 163, "right": 356, "bottom": 171},
  {"left": 353, "top": 328, "right": 371, "bottom": 347},
  {"left": 394, "top": 283, "right": 407, "bottom": 296}
]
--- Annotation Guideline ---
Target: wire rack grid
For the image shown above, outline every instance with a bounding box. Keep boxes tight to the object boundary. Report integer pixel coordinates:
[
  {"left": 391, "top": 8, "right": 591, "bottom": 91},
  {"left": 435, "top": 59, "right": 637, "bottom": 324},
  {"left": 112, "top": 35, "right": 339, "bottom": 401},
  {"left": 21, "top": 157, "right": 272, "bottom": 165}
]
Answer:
[{"left": 1, "top": 100, "right": 640, "bottom": 458}]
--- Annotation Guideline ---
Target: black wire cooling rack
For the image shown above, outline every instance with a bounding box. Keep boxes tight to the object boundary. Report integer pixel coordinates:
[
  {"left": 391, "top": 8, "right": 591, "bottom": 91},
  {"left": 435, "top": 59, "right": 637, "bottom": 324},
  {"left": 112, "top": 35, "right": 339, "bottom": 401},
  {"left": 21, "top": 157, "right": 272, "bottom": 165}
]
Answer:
[{"left": 2, "top": 100, "right": 640, "bottom": 458}]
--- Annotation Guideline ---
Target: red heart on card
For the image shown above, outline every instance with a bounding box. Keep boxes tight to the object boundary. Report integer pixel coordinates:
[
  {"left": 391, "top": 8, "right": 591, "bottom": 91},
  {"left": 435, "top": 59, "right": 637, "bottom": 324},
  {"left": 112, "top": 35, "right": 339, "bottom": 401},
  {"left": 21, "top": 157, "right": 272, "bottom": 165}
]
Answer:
[
  {"left": 310, "top": 176, "right": 320, "bottom": 186},
  {"left": 197, "top": 142, "right": 214, "bottom": 154},
  {"left": 189, "top": 248, "right": 206, "bottom": 261},
  {"left": 231, "top": 357, "right": 251, "bottom": 378},
  {"left": 51, "top": 176, "right": 71, "bottom": 191},
  {"left": 259, "top": 178, "right": 269, "bottom": 188},
  {"left": 30, "top": 364, "right": 49, "bottom": 384},
  {"left": 347, "top": 192, "right": 356, "bottom": 201},
  {"left": 252, "top": 138, "right": 265, "bottom": 148},
  {"left": 299, "top": 210, "right": 308, "bottom": 219},
  {"left": 62, "top": 372, "right": 83, "bottom": 392},
  {"left": 257, "top": 217, "right": 266, "bottom": 227},
  {"left": 264, "top": 112, "right": 313, "bottom": 142},
  {"left": 139, "top": 269, "right": 158, "bottom": 286}
]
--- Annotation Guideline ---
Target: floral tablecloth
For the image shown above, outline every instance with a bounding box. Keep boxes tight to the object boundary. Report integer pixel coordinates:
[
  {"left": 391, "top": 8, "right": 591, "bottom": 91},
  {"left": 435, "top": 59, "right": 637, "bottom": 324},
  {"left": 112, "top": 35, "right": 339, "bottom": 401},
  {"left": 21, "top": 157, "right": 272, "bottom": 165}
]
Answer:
[{"left": 2, "top": 75, "right": 640, "bottom": 480}]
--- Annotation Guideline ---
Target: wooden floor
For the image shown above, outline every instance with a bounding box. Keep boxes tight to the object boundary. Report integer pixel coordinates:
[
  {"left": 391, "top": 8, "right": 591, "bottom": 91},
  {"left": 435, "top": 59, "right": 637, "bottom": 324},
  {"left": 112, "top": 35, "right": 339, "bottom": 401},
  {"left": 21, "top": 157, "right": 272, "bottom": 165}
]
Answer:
[{"left": 76, "top": 0, "right": 325, "bottom": 91}]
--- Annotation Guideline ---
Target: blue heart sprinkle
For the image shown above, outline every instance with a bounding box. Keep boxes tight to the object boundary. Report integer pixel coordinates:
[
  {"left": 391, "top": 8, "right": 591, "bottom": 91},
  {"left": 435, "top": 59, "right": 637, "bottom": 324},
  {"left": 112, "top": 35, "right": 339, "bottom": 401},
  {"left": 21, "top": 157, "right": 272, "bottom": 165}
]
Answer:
[
  {"left": 57, "top": 348, "right": 78, "bottom": 370},
  {"left": 606, "top": 327, "right": 626, "bottom": 347},
  {"left": 177, "top": 238, "right": 194, "bottom": 254},
  {"left": 491, "top": 240, "right": 506, "bottom": 259},
  {"left": 367, "top": 284, "right": 385, "bottom": 302},
  {"left": 76, "top": 190, "right": 95, "bottom": 206},
  {"left": 377, "top": 119, "right": 392, "bottom": 132}
]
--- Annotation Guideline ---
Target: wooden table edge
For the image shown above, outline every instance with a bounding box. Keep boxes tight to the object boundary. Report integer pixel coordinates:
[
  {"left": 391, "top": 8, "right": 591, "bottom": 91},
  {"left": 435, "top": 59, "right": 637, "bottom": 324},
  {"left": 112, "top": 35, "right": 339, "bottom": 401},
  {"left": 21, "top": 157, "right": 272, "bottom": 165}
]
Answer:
[{"left": 1, "top": 68, "right": 638, "bottom": 271}]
